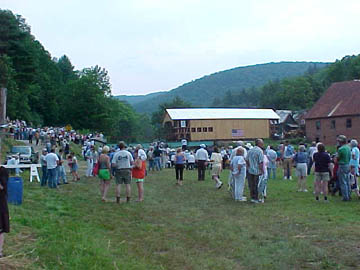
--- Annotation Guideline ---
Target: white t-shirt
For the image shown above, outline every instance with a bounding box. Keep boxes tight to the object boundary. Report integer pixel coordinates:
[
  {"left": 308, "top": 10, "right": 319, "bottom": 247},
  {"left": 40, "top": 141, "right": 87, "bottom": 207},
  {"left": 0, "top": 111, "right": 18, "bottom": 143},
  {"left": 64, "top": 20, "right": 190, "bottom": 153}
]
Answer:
[
  {"left": 137, "top": 149, "right": 147, "bottom": 161},
  {"left": 231, "top": 156, "right": 246, "bottom": 175},
  {"left": 45, "top": 153, "right": 59, "bottom": 169},
  {"left": 195, "top": 148, "right": 209, "bottom": 161},
  {"left": 112, "top": 150, "right": 134, "bottom": 169},
  {"left": 188, "top": 155, "right": 195, "bottom": 163}
]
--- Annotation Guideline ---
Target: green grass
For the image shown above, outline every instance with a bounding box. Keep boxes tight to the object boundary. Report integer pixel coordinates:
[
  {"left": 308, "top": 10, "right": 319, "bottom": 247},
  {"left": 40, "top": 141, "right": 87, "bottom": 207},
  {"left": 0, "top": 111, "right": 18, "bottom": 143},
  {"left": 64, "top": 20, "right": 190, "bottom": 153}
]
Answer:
[{"left": 2, "top": 166, "right": 360, "bottom": 270}]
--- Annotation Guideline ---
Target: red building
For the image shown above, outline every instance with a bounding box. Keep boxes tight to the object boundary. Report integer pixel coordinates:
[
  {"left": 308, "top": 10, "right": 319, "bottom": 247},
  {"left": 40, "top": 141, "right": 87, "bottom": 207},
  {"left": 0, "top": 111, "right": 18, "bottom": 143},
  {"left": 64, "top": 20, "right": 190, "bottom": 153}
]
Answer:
[{"left": 305, "top": 80, "right": 360, "bottom": 145}]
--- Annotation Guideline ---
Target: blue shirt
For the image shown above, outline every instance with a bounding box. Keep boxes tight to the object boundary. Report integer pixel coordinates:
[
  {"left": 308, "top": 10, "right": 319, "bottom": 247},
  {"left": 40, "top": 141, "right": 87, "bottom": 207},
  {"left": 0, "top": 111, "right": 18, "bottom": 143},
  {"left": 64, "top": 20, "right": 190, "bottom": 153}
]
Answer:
[
  {"left": 294, "top": 152, "right": 308, "bottom": 164},
  {"left": 246, "top": 146, "right": 264, "bottom": 175}
]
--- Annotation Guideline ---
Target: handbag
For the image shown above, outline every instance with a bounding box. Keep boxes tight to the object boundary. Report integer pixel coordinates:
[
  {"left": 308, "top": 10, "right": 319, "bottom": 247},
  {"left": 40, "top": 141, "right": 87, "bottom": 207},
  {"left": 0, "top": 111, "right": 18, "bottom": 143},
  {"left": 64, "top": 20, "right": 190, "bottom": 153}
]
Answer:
[{"left": 93, "top": 162, "right": 99, "bottom": 176}]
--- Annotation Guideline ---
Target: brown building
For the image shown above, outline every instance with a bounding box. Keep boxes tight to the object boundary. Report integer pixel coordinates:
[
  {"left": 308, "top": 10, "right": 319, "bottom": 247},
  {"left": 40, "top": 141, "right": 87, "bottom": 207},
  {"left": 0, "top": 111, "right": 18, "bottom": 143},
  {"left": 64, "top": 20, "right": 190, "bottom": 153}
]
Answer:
[
  {"left": 305, "top": 80, "right": 360, "bottom": 145},
  {"left": 163, "top": 108, "right": 279, "bottom": 141}
]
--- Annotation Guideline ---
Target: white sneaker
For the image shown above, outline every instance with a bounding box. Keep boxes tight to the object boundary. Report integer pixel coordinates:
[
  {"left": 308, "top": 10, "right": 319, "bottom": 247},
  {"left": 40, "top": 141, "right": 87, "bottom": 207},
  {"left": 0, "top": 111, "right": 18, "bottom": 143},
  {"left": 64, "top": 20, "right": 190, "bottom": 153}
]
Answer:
[
  {"left": 283, "top": 176, "right": 287, "bottom": 180},
  {"left": 289, "top": 176, "right": 292, "bottom": 180},
  {"left": 303, "top": 189, "right": 308, "bottom": 192},
  {"left": 216, "top": 181, "right": 223, "bottom": 189},
  {"left": 250, "top": 199, "right": 259, "bottom": 203},
  {"left": 259, "top": 198, "right": 265, "bottom": 203}
]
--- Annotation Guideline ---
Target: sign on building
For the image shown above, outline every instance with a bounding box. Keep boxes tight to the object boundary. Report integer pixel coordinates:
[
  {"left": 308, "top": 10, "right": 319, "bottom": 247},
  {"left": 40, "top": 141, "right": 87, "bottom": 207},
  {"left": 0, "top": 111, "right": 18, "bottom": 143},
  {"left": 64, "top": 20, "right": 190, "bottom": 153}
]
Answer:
[{"left": 180, "top": 120, "right": 186, "bottom": 128}]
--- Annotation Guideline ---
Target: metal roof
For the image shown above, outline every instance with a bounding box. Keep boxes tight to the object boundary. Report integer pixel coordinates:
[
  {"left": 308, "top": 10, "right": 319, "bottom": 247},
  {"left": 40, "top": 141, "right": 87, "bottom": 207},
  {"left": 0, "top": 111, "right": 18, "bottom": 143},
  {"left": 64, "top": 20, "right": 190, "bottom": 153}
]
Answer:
[{"left": 166, "top": 108, "right": 280, "bottom": 120}]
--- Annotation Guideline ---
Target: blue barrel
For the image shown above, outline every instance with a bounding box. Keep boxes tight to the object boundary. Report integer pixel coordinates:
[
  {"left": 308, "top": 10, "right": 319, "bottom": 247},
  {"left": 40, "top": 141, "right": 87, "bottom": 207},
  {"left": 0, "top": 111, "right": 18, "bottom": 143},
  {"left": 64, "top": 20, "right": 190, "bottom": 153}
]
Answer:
[{"left": 7, "top": 176, "right": 23, "bottom": 205}]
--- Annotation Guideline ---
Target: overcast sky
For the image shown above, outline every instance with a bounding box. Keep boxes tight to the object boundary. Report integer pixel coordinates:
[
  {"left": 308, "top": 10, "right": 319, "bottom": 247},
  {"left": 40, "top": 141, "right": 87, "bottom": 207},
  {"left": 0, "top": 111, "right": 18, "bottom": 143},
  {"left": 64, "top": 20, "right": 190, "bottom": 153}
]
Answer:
[{"left": 2, "top": 0, "right": 360, "bottom": 95}]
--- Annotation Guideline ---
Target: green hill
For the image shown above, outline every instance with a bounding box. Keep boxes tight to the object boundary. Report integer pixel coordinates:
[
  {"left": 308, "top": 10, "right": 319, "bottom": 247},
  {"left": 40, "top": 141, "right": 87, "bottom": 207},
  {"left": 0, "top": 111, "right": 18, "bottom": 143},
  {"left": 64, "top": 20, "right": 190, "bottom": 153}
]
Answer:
[{"left": 116, "top": 61, "right": 328, "bottom": 113}]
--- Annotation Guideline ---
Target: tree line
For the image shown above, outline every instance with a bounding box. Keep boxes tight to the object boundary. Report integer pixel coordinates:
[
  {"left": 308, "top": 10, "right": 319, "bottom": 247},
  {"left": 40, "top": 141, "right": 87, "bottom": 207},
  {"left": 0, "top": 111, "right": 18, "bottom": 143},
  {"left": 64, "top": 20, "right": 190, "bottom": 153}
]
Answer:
[
  {"left": 0, "top": 9, "right": 153, "bottom": 142},
  {"left": 212, "top": 55, "right": 360, "bottom": 110}
]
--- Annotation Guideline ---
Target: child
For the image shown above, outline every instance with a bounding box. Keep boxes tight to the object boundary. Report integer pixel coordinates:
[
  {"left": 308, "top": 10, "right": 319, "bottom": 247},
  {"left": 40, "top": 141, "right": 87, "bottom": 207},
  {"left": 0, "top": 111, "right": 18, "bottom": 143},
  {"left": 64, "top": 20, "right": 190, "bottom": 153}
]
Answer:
[{"left": 68, "top": 152, "right": 80, "bottom": 181}]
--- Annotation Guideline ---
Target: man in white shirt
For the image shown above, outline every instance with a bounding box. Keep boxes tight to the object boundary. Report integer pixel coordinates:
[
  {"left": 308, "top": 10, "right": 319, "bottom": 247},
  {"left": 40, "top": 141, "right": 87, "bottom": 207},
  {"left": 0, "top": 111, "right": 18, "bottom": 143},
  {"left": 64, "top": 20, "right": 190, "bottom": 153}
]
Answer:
[
  {"left": 195, "top": 144, "right": 209, "bottom": 181},
  {"left": 181, "top": 139, "right": 187, "bottom": 151},
  {"left": 45, "top": 148, "right": 59, "bottom": 188},
  {"left": 112, "top": 141, "right": 134, "bottom": 203}
]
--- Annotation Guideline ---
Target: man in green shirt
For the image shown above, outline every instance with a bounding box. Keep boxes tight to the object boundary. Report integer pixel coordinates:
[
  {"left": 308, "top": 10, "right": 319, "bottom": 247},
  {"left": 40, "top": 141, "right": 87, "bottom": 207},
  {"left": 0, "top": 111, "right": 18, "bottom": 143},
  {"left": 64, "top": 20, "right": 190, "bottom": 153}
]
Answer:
[{"left": 336, "top": 135, "right": 351, "bottom": 201}]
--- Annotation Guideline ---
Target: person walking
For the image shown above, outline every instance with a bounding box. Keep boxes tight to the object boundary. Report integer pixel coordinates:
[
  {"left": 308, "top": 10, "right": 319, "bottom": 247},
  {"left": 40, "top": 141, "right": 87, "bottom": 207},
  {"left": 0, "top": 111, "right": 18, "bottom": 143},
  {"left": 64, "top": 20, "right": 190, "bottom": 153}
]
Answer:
[
  {"left": 293, "top": 145, "right": 309, "bottom": 192},
  {"left": 98, "top": 146, "right": 112, "bottom": 202},
  {"left": 210, "top": 146, "right": 223, "bottom": 189},
  {"left": 0, "top": 167, "right": 10, "bottom": 258},
  {"left": 246, "top": 139, "right": 264, "bottom": 203},
  {"left": 195, "top": 144, "right": 208, "bottom": 181},
  {"left": 336, "top": 135, "right": 352, "bottom": 201},
  {"left": 112, "top": 142, "right": 134, "bottom": 203},
  {"left": 230, "top": 147, "right": 247, "bottom": 201},
  {"left": 132, "top": 145, "right": 147, "bottom": 202},
  {"left": 174, "top": 148, "right": 186, "bottom": 186},
  {"left": 313, "top": 143, "right": 331, "bottom": 202}
]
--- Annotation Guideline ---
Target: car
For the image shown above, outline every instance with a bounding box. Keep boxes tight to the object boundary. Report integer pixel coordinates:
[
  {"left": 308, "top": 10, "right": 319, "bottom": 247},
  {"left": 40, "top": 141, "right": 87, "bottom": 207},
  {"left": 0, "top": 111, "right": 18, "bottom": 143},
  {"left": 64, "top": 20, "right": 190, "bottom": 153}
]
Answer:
[{"left": 7, "top": 146, "right": 39, "bottom": 164}]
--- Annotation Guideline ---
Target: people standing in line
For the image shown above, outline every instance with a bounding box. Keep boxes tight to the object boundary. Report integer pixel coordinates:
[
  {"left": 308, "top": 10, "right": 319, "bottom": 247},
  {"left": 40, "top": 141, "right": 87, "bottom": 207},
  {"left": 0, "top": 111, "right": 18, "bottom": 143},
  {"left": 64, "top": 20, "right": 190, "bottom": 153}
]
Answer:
[
  {"left": 230, "top": 147, "right": 247, "bottom": 201},
  {"left": 313, "top": 143, "right": 331, "bottom": 202},
  {"left": 266, "top": 146, "right": 277, "bottom": 180},
  {"left": 56, "top": 149, "right": 68, "bottom": 185},
  {"left": 153, "top": 147, "right": 162, "bottom": 171},
  {"left": 174, "top": 148, "right": 186, "bottom": 186},
  {"left": 195, "top": 144, "right": 209, "bottom": 181},
  {"left": 45, "top": 148, "right": 59, "bottom": 188},
  {"left": 68, "top": 152, "right": 80, "bottom": 182},
  {"left": 0, "top": 167, "right": 10, "bottom": 258},
  {"left": 210, "top": 147, "right": 223, "bottom": 189},
  {"left": 246, "top": 139, "right": 264, "bottom": 203},
  {"left": 40, "top": 149, "right": 48, "bottom": 186},
  {"left": 112, "top": 142, "right": 134, "bottom": 203},
  {"left": 132, "top": 144, "right": 147, "bottom": 202},
  {"left": 282, "top": 140, "right": 294, "bottom": 180},
  {"left": 349, "top": 139, "right": 360, "bottom": 198},
  {"left": 307, "top": 142, "right": 317, "bottom": 175},
  {"left": 293, "top": 145, "right": 309, "bottom": 192},
  {"left": 336, "top": 135, "right": 352, "bottom": 201},
  {"left": 98, "top": 146, "right": 112, "bottom": 202}
]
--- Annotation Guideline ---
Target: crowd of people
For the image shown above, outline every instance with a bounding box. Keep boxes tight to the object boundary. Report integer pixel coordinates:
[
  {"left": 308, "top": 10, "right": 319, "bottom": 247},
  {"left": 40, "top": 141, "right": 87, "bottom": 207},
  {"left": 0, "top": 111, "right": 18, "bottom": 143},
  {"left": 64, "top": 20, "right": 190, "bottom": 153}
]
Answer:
[{"left": 1, "top": 124, "right": 360, "bottom": 258}]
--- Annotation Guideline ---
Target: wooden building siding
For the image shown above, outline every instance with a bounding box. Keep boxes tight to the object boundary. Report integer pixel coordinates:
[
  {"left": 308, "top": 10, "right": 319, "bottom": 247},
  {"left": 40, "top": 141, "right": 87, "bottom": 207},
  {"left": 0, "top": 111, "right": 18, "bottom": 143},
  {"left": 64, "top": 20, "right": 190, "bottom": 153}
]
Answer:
[
  {"left": 305, "top": 115, "right": 360, "bottom": 145},
  {"left": 189, "top": 119, "right": 269, "bottom": 141}
]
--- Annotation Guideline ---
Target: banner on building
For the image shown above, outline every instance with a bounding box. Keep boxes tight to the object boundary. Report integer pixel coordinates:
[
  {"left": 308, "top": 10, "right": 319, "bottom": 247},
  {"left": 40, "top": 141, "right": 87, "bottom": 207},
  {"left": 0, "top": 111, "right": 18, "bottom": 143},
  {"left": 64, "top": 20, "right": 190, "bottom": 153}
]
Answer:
[{"left": 231, "top": 129, "right": 244, "bottom": 137}]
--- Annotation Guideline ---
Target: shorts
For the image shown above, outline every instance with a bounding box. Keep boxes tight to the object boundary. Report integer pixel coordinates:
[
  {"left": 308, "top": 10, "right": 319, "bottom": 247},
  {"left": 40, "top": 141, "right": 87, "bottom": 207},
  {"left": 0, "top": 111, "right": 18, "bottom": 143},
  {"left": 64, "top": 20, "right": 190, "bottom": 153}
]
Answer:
[
  {"left": 99, "top": 169, "right": 111, "bottom": 180},
  {"left": 211, "top": 164, "right": 221, "bottom": 176},
  {"left": 135, "top": 178, "right": 144, "bottom": 183},
  {"left": 296, "top": 163, "right": 307, "bottom": 177},
  {"left": 315, "top": 172, "right": 330, "bottom": 182},
  {"left": 115, "top": 169, "right": 132, "bottom": 184}
]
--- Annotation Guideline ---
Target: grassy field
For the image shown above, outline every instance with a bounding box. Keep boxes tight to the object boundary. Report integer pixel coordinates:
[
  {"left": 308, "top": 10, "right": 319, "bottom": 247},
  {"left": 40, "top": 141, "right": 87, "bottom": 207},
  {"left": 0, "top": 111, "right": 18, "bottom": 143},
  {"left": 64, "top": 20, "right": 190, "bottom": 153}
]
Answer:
[{"left": 1, "top": 159, "right": 360, "bottom": 270}]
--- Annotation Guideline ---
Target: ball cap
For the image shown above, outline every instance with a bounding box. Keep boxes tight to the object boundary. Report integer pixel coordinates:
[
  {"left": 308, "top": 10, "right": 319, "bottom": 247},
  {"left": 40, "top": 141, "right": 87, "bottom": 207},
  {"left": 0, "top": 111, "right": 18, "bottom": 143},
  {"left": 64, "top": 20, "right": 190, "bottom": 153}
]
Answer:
[
  {"left": 200, "top": 144, "right": 206, "bottom": 148},
  {"left": 337, "top": 135, "right": 347, "bottom": 143}
]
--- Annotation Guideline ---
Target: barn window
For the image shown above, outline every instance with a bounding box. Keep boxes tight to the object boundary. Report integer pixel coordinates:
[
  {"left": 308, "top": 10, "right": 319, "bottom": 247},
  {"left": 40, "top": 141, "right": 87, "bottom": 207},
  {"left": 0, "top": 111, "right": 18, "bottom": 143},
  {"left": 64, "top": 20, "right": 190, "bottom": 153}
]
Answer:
[
  {"left": 346, "top": 119, "right": 352, "bottom": 128},
  {"left": 197, "top": 127, "right": 202, "bottom": 132},
  {"left": 330, "top": 120, "right": 336, "bottom": 129},
  {"left": 208, "top": 127, "right": 213, "bottom": 132},
  {"left": 203, "top": 127, "right": 208, "bottom": 132},
  {"left": 316, "top": 121, "right": 321, "bottom": 130},
  {"left": 191, "top": 128, "right": 196, "bottom": 132}
]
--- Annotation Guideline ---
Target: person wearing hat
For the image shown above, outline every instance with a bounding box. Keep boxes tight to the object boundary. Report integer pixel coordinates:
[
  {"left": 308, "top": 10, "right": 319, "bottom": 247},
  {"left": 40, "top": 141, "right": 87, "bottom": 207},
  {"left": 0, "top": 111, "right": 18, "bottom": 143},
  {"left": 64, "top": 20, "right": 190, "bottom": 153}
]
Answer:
[
  {"left": 195, "top": 144, "right": 209, "bottom": 181},
  {"left": 336, "top": 135, "right": 351, "bottom": 201}
]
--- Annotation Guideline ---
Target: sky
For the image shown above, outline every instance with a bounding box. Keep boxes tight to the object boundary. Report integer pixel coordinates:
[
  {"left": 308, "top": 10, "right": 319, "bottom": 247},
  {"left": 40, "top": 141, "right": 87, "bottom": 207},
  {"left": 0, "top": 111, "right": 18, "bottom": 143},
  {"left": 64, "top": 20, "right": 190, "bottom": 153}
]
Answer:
[{"left": 2, "top": 0, "right": 360, "bottom": 95}]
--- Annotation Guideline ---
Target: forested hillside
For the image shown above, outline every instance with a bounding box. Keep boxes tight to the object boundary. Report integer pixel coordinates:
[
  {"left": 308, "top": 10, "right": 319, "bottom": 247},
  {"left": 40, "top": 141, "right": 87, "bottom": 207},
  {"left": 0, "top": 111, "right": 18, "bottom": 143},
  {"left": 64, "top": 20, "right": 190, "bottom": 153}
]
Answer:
[
  {"left": 117, "top": 62, "right": 328, "bottom": 113},
  {"left": 0, "top": 9, "right": 153, "bottom": 142}
]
